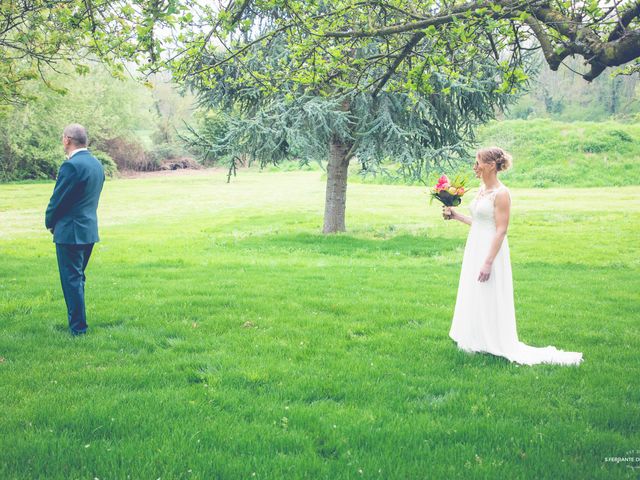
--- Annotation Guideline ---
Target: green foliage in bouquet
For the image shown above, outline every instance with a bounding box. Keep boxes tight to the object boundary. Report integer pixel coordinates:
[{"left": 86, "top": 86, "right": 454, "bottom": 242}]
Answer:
[{"left": 430, "top": 173, "right": 470, "bottom": 207}]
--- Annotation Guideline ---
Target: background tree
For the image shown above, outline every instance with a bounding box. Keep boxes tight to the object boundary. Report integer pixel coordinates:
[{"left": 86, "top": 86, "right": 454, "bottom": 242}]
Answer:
[
  {"left": 0, "top": 63, "right": 157, "bottom": 180},
  {"left": 506, "top": 53, "right": 640, "bottom": 121},
  {"left": 0, "top": 63, "right": 201, "bottom": 181}
]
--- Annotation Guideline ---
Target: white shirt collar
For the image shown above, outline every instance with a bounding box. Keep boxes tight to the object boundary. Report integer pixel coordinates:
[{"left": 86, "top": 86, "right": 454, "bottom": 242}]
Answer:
[{"left": 67, "top": 147, "right": 88, "bottom": 159}]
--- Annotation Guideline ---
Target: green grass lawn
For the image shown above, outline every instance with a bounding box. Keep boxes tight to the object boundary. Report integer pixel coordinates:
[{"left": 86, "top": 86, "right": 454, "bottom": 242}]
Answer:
[
  {"left": 1, "top": 170, "right": 639, "bottom": 479},
  {"left": 477, "top": 119, "right": 640, "bottom": 188}
]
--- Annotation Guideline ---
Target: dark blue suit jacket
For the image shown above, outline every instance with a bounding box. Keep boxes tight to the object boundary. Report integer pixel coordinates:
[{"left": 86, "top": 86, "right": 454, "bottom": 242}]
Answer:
[{"left": 45, "top": 150, "right": 105, "bottom": 244}]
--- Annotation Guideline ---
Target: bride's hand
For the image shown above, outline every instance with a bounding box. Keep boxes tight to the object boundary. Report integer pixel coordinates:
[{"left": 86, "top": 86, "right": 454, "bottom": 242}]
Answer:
[
  {"left": 442, "top": 206, "right": 454, "bottom": 220},
  {"left": 478, "top": 262, "right": 492, "bottom": 282}
]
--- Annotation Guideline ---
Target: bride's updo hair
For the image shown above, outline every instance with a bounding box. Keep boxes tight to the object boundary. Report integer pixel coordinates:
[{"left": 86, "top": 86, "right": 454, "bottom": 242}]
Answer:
[{"left": 477, "top": 147, "right": 513, "bottom": 172}]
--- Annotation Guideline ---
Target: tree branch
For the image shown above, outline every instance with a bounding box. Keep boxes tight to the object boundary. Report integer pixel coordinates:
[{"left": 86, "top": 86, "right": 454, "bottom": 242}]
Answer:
[
  {"left": 608, "top": 0, "right": 640, "bottom": 42},
  {"left": 230, "top": 0, "right": 252, "bottom": 25},
  {"left": 585, "top": 30, "right": 640, "bottom": 80},
  {"left": 524, "top": 15, "right": 576, "bottom": 71},
  {"left": 324, "top": 0, "right": 545, "bottom": 38},
  {"left": 372, "top": 32, "right": 425, "bottom": 98}
]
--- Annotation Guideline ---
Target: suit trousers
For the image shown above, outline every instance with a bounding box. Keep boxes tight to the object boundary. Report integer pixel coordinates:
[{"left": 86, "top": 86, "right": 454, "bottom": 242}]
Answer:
[{"left": 55, "top": 243, "right": 94, "bottom": 333}]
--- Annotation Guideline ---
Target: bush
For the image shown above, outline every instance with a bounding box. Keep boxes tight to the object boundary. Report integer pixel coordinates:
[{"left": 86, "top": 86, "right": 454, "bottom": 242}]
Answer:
[
  {"left": 0, "top": 61, "right": 160, "bottom": 182},
  {"left": 158, "top": 157, "right": 202, "bottom": 170},
  {"left": 147, "top": 142, "right": 193, "bottom": 163},
  {"left": 92, "top": 150, "right": 118, "bottom": 177},
  {"left": 609, "top": 129, "right": 633, "bottom": 142},
  {"left": 0, "top": 135, "right": 60, "bottom": 181},
  {"left": 95, "top": 136, "right": 159, "bottom": 172},
  {"left": 17, "top": 154, "right": 60, "bottom": 180}
]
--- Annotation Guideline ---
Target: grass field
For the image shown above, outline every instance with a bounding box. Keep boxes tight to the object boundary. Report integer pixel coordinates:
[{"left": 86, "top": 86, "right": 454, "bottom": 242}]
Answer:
[
  {"left": 477, "top": 120, "right": 640, "bottom": 188},
  {"left": 1, "top": 170, "right": 639, "bottom": 479}
]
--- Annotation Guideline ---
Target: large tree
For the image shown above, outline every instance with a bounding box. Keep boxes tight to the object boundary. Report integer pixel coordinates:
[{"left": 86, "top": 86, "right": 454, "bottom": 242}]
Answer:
[
  {"left": 169, "top": 2, "right": 540, "bottom": 232},
  {"left": 185, "top": 63, "right": 522, "bottom": 232}
]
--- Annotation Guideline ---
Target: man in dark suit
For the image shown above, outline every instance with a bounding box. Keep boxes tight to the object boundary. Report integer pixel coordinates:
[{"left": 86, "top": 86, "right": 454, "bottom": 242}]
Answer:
[{"left": 45, "top": 124, "right": 105, "bottom": 335}]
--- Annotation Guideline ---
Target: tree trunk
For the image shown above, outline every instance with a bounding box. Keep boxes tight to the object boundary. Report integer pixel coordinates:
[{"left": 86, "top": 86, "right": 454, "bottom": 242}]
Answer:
[{"left": 322, "top": 136, "right": 352, "bottom": 234}]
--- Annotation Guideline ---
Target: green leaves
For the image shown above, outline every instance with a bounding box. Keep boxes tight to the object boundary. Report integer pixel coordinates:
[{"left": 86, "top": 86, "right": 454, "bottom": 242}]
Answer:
[
  {"left": 3, "top": 0, "right": 638, "bottom": 105},
  {"left": 0, "top": 0, "right": 185, "bottom": 104}
]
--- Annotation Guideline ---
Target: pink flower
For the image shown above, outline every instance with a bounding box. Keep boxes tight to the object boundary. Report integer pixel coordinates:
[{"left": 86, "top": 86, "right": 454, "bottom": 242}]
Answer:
[{"left": 436, "top": 175, "right": 449, "bottom": 188}]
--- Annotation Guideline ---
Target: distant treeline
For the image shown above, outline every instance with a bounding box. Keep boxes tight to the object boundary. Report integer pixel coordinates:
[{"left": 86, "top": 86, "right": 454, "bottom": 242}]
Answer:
[
  {"left": 0, "top": 64, "right": 196, "bottom": 182},
  {"left": 505, "top": 55, "right": 639, "bottom": 122}
]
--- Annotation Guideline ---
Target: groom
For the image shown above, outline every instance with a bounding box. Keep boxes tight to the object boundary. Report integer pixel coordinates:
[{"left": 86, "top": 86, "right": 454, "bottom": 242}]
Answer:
[{"left": 45, "top": 124, "right": 105, "bottom": 335}]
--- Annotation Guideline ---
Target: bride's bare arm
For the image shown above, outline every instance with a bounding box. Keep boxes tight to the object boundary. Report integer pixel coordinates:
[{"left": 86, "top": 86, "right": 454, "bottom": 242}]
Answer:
[
  {"left": 478, "top": 190, "right": 511, "bottom": 282},
  {"left": 443, "top": 206, "right": 472, "bottom": 225}
]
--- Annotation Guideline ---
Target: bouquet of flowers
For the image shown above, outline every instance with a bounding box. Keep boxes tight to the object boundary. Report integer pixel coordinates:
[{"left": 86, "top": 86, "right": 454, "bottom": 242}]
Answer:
[{"left": 430, "top": 174, "right": 468, "bottom": 206}]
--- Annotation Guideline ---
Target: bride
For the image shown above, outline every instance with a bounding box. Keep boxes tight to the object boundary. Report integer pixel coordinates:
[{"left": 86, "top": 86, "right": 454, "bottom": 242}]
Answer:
[{"left": 443, "top": 147, "right": 583, "bottom": 366}]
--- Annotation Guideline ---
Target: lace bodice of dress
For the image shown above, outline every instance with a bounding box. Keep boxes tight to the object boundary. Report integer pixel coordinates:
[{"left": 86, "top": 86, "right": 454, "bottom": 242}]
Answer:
[{"left": 469, "top": 185, "right": 507, "bottom": 229}]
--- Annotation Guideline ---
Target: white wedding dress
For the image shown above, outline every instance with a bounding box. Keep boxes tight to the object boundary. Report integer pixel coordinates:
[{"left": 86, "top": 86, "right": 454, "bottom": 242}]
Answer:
[{"left": 449, "top": 185, "right": 583, "bottom": 366}]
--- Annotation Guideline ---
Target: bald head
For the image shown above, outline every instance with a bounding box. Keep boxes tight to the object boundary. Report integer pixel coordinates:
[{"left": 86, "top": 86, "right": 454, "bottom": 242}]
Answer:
[{"left": 62, "top": 124, "right": 88, "bottom": 147}]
